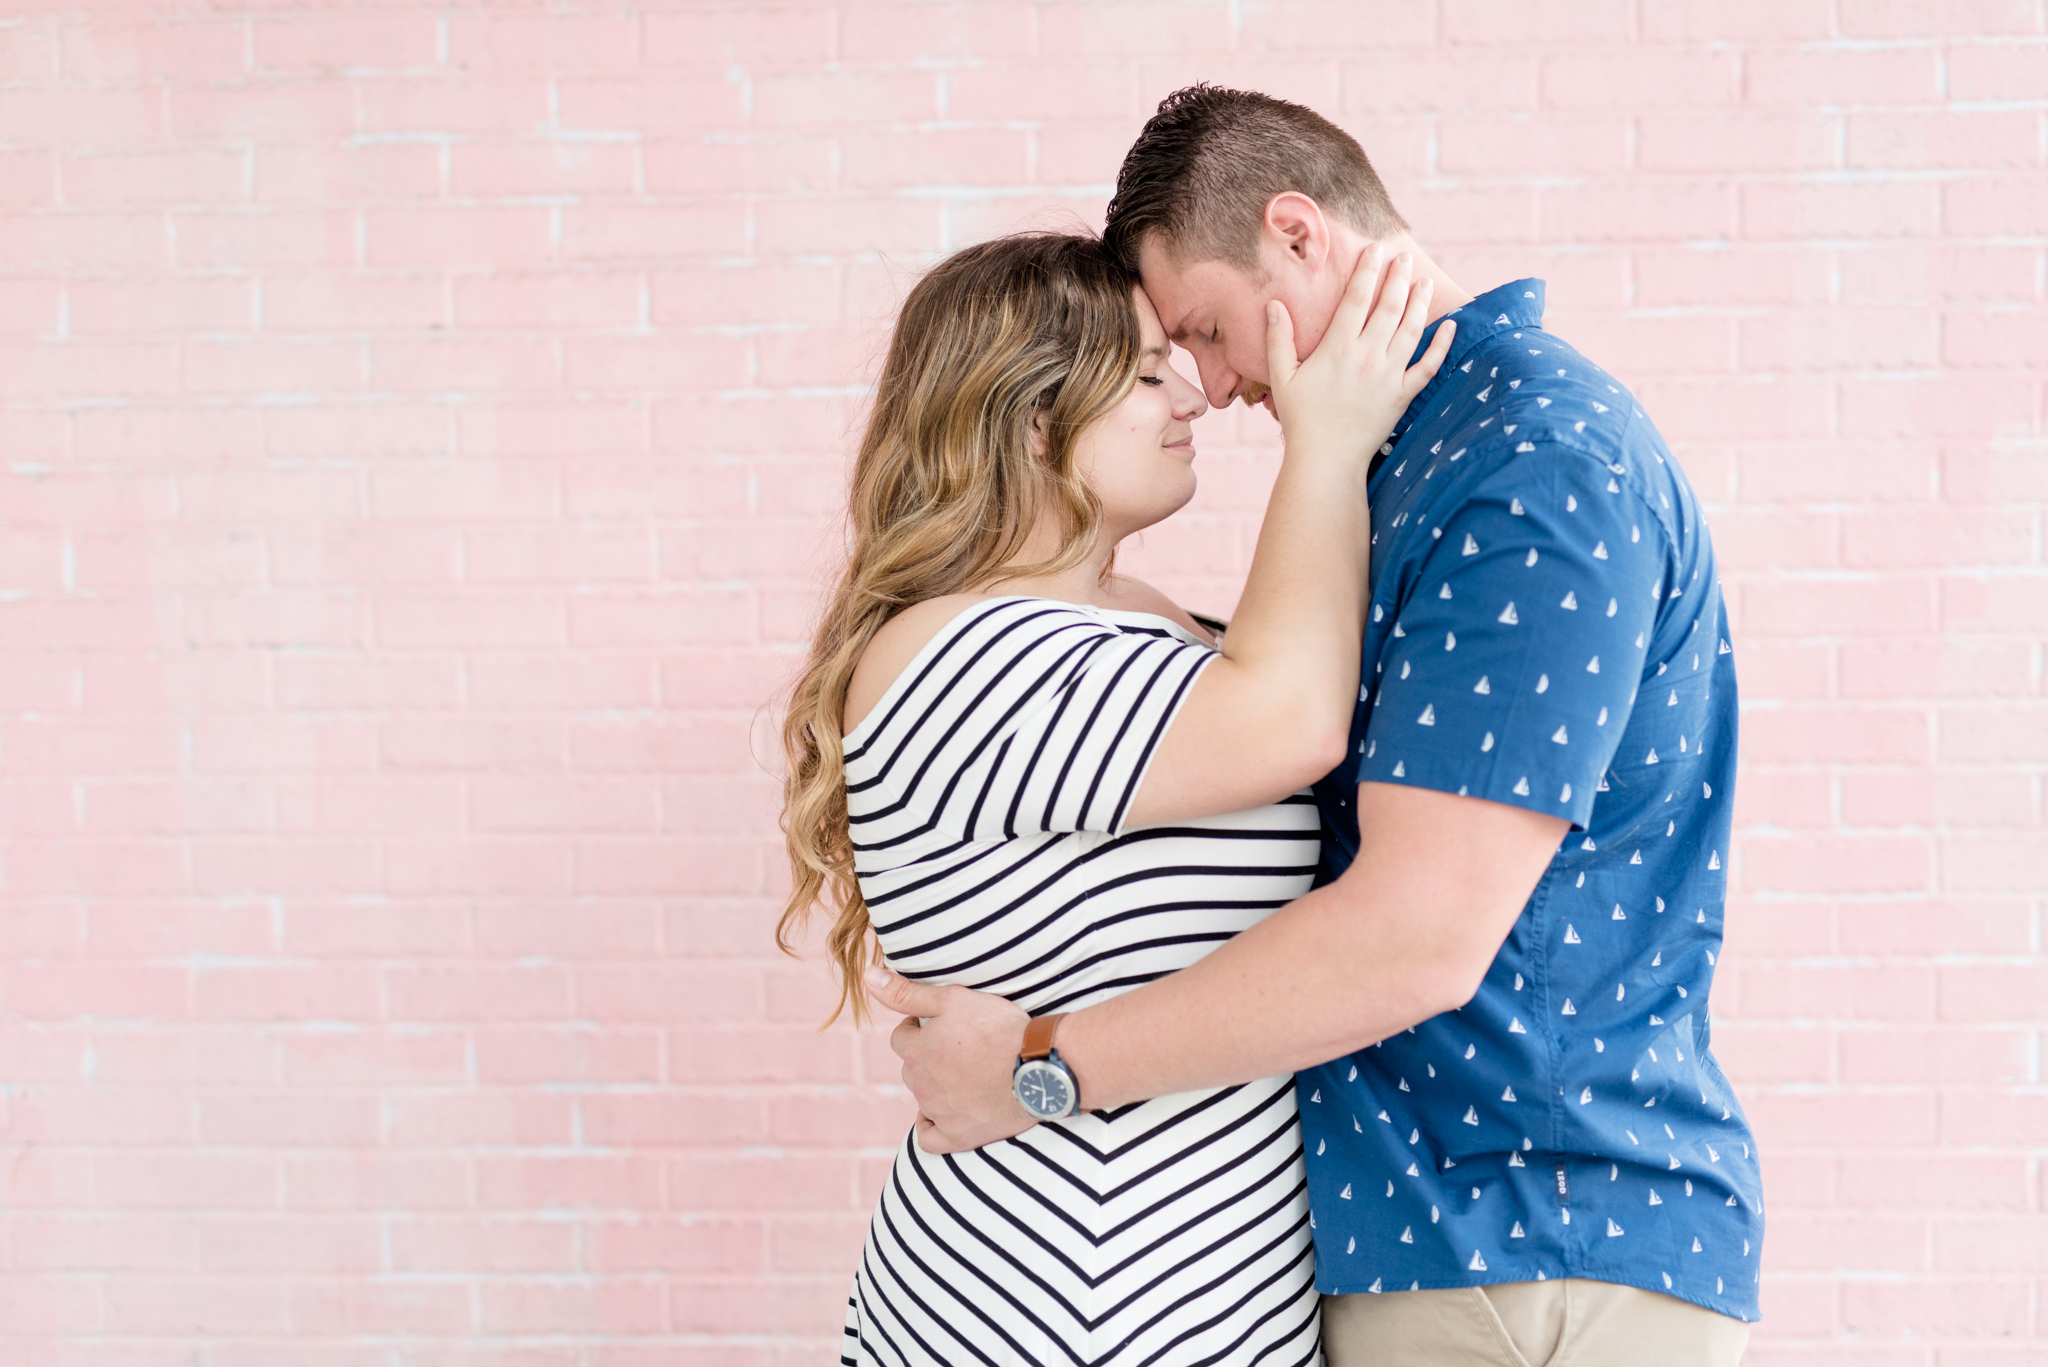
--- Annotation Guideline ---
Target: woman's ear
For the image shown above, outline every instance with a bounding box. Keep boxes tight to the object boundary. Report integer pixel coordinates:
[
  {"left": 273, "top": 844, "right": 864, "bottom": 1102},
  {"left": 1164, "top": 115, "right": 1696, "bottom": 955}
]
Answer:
[{"left": 1026, "top": 406, "right": 1050, "bottom": 460}]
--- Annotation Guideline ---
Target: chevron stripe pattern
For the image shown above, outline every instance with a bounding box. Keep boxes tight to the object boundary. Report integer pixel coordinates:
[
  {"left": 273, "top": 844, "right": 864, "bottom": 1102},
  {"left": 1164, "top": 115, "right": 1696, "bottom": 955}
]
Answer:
[{"left": 839, "top": 598, "right": 1325, "bottom": 1365}]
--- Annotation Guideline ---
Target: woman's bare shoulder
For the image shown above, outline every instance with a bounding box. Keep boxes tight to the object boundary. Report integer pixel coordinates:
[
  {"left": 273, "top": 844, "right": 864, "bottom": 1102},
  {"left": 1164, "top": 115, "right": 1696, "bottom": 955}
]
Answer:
[
  {"left": 842, "top": 593, "right": 1006, "bottom": 736},
  {"left": 1100, "top": 575, "right": 1217, "bottom": 645}
]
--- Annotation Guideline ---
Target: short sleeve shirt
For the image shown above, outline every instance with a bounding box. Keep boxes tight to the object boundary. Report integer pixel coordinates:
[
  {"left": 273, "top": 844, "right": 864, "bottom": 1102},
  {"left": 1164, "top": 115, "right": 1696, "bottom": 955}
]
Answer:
[{"left": 1299, "top": 281, "right": 1764, "bottom": 1321}]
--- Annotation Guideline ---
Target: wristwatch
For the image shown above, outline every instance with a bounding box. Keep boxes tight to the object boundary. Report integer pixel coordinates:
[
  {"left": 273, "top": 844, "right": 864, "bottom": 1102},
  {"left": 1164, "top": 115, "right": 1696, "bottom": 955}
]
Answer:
[{"left": 1011, "top": 1013, "right": 1081, "bottom": 1120}]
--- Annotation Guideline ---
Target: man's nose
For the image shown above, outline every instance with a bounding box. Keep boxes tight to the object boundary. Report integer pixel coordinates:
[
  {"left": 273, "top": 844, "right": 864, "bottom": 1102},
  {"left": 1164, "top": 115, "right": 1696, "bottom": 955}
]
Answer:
[{"left": 1195, "top": 356, "right": 1238, "bottom": 410}]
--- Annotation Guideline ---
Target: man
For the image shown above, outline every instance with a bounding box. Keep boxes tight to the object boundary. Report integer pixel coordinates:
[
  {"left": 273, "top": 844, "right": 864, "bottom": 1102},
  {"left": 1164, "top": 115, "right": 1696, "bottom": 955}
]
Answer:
[{"left": 869, "top": 86, "right": 1761, "bottom": 1366}]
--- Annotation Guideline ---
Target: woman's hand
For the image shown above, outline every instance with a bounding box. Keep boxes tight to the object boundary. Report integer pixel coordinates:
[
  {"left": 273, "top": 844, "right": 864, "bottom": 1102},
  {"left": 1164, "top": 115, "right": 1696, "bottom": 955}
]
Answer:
[{"left": 1264, "top": 245, "right": 1455, "bottom": 465}]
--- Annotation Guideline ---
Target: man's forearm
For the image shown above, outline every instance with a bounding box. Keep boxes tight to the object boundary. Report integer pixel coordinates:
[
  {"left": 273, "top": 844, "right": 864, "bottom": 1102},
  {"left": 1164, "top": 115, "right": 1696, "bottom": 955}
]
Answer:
[
  {"left": 1056, "top": 784, "right": 1566, "bottom": 1112},
  {"left": 1056, "top": 874, "right": 1453, "bottom": 1111}
]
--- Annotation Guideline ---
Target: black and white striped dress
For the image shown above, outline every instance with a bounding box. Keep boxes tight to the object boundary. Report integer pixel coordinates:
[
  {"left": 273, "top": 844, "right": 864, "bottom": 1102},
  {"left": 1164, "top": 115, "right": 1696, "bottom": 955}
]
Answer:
[{"left": 840, "top": 596, "right": 1324, "bottom": 1367}]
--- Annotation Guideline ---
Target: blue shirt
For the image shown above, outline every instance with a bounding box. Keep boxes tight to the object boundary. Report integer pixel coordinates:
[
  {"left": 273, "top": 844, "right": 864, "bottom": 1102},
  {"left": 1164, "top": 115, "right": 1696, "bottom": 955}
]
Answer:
[{"left": 1299, "top": 280, "right": 1763, "bottom": 1321}]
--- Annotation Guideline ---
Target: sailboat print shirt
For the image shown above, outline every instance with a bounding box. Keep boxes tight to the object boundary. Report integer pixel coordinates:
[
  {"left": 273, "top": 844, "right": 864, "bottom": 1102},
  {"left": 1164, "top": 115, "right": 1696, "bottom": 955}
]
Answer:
[{"left": 1301, "top": 279, "right": 1764, "bottom": 1321}]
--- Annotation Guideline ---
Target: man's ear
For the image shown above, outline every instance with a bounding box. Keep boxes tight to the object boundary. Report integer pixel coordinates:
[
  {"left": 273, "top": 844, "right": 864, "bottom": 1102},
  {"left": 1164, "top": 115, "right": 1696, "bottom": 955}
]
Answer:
[{"left": 1263, "top": 191, "right": 1330, "bottom": 267}]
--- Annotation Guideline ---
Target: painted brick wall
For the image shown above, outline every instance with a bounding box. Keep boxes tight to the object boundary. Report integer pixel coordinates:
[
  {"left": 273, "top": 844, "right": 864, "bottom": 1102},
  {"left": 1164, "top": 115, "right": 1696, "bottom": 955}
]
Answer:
[{"left": 0, "top": 2, "right": 2042, "bottom": 1362}]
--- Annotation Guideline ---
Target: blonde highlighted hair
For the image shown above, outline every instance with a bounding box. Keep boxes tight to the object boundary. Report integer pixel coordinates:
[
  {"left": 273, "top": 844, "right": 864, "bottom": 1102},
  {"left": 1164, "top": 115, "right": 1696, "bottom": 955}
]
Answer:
[{"left": 778, "top": 233, "right": 1144, "bottom": 1024}]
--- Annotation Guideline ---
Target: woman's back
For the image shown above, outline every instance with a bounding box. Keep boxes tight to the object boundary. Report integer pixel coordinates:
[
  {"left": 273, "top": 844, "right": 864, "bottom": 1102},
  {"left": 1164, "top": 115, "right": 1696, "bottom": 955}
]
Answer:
[{"left": 840, "top": 597, "right": 1323, "bottom": 1366}]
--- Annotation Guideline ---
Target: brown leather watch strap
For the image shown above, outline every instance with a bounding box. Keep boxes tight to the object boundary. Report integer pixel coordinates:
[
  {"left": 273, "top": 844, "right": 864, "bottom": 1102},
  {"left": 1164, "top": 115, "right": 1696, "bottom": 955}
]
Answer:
[{"left": 1019, "top": 1013, "right": 1066, "bottom": 1062}]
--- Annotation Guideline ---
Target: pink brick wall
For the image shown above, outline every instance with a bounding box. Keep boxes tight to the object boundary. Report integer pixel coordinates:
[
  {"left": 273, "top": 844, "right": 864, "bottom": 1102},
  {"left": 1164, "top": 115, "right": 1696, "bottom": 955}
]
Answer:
[{"left": 0, "top": 2, "right": 2041, "bottom": 1361}]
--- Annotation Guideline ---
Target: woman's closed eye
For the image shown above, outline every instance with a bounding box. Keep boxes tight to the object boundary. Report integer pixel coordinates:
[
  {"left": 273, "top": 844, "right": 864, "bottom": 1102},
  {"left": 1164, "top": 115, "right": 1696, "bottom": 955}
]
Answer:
[{"left": 1138, "top": 375, "right": 1165, "bottom": 387}]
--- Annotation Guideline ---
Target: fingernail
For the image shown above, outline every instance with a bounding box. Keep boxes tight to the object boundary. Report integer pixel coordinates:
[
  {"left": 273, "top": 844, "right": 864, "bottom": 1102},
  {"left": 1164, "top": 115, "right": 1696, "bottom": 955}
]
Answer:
[
  {"left": 1266, "top": 301, "right": 1280, "bottom": 323},
  {"left": 865, "top": 966, "right": 892, "bottom": 991}
]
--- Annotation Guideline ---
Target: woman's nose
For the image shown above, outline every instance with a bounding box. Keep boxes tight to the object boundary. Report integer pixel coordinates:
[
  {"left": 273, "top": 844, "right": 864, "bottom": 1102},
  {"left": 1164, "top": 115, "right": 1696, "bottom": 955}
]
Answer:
[{"left": 1173, "top": 371, "right": 1209, "bottom": 421}]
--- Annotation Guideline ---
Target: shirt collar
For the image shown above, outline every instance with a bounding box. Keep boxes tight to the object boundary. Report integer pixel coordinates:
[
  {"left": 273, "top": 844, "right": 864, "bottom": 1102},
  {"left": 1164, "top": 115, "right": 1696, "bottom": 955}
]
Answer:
[
  {"left": 1421, "top": 277, "right": 1546, "bottom": 373},
  {"left": 1387, "top": 277, "right": 1548, "bottom": 451}
]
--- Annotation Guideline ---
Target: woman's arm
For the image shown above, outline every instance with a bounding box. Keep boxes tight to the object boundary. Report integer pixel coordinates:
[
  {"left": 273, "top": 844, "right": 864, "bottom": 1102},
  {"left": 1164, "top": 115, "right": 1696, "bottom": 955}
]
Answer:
[{"left": 1120, "top": 249, "right": 1451, "bottom": 829}]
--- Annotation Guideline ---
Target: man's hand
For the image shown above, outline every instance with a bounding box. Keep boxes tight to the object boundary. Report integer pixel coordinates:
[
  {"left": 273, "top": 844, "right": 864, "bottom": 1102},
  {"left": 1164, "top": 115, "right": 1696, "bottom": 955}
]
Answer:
[{"left": 867, "top": 967, "right": 1037, "bottom": 1154}]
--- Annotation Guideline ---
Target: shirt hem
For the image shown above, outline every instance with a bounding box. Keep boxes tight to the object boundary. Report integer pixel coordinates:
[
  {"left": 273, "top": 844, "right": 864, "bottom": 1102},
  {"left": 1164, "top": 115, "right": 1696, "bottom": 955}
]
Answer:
[{"left": 1316, "top": 1265, "right": 1758, "bottom": 1324}]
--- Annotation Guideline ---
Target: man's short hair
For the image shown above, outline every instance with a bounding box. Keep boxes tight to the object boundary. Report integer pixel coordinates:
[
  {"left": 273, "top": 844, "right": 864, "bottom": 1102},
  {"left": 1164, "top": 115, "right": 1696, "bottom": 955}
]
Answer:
[{"left": 1103, "top": 84, "right": 1408, "bottom": 275}]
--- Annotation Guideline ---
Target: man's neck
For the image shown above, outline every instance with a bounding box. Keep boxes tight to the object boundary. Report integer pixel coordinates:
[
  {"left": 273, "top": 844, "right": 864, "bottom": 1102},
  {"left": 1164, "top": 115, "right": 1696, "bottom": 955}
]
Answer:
[{"left": 1344, "top": 231, "right": 1473, "bottom": 325}]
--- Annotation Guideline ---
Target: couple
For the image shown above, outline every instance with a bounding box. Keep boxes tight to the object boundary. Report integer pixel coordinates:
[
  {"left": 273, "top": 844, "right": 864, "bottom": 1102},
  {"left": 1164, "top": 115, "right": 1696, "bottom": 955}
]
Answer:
[{"left": 780, "top": 86, "right": 1763, "bottom": 1366}]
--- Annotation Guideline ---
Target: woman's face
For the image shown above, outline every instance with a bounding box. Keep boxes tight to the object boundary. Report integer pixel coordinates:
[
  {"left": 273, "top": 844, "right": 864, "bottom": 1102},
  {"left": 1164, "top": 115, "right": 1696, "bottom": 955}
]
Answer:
[{"left": 1072, "top": 288, "right": 1210, "bottom": 543}]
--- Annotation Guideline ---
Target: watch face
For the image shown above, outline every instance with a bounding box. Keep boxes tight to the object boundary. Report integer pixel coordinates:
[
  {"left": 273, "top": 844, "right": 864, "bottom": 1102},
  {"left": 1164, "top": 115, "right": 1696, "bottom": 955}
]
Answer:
[{"left": 1014, "top": 1060, "right": 1073, "bottom": 1119}]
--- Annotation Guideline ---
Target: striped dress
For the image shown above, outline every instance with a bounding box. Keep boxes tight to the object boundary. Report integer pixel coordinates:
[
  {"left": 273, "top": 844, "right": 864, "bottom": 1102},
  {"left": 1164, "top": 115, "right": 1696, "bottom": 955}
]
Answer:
[{"left": 840, "top": 596, "right": 1324, "bottom": 1367}]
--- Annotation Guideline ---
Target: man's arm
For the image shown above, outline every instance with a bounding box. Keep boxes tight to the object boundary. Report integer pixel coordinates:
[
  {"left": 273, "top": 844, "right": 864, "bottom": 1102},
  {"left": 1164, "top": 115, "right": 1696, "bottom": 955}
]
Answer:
[{"left": 871, "top": 781, "right": 1569, "bottom": 1152}]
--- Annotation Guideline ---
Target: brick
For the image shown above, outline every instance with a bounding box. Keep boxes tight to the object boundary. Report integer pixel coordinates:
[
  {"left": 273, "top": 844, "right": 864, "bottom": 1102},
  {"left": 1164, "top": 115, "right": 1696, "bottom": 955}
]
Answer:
[
  {"left": 171, "top": 82, "right": 355, "bottom": 142},
  {"left": 753, "top": 68, "right": 938, "bottom": 127},
  {"left": 1849, "top": 110, "right": 2042, "bottom": 171},
  {"left": 384, "top": 838, "right": 575, "bottom": 895},
  {"left": 1940, "top": 705, "right": 2048, "bottom": 762},
  {"left": 62, "top": 147, "right": 245, "bottom": 207},
  {"left": 388, "top": 1217, "right": 578, "bottom": 1272},
  {"left": 555, "top": 75, "right": 749, "bottom": 139},
  {"left": 193, "top": 966, "right": 383, "bottom": 1022},
  {"left": 1642, "top": 0, "right": 1834, "bottom": 39},
  {"left": 1944, "top": 177, "right": 2048, "bottom": 238},
  {"left": 643, "top": 5, "right": 838, "bottom": 68},
  {"left": 1341, "top": 52, "right": 1541, "bottom": 115},
  {"left": 472, "top": 1027, "right": 663, "bottom": 1085},
  {"left": 1931, "top": 1217, "right": 2048, "bottom": 1272},
  {"left": 1746, "top": 47, "right": 1944, "bottom": 106},
  {"left": 1743, "top": 180, "right": 1941, "bottom": 240},
  {"left": 1839, "top": 373, "right": 2036, "bottom": 438},
  {"left": 1947, "top": 41, "right": 2048, "bottom": 99},
  {"left": 450, "top": 138, "right": 639, "bottom": 198},
  {"left": 70, "top": 276, "right": 256, "bottom": 335},
  {"left": 172, "top": 209, "right": 360, "bottom": 274},
  {"left": 1638, "top": 113, "right": 1841, "bottom": 174},
  {"left": 643, "top": 135, "right": 838, "bottom": 197},
  {"left": 375, "top": 593, "right": 566, "bottom": 648},
  {"left": 1741, "top": 307, "right": 1939, "bottom": 372},
  {"left": 385, "top": 1092, "right": 574, "bottom": 1147},
  {"left": 448, "top": 12, "right": 641, "bottom": 71},
  {"left": 453, "top": 271, "right": 644, "bottom": 329},
  {"left": 477, "top": 1279, "right": 666, "bottom": 1335},
  {"left": 0, "top": 20, "right": 62, "bottom": 82},
  {"left": 561, "top": 202, "right": 751, "bottom": 261},
  {"left": 1839, "top": 244, "right": 2043, "bottom": 307},
  {"left": 1543, "top": 51, "right": 1740, "bottom": 110},
  {"left": 1036, "top": 2, "right": 1230, "bottom": 55},
  {"left": 383, "top": 965, "right": 571, "bottom": 1022},
  {"left": 1842, "top": 1279, "right": 2034, "bottom": 1336},
  {"left": 470, "top": 779, "right": 660, "bottom": 833},
  {"left": 365, "top": 207, "right": 553, "bottom": 269},
  {"left": 1442, "top": 0, "right": 1632, "bottom": 44},
  {"left": 283, "top": 1154, "right": 474, "bottom": 1213},
  {"left": 1838, "top": 1152, "right": 2034, "bottom": 1212},
  {"left": 252, "top": 13, "right": 439, "bottom": 71},
  {"left": 587, "top": 1216, "right": 768, "bottom": 1274},
  {"left": 1942, "top": 832, "right": 2048, "bottom": 891},
  {"left": 254, "top": 143, "right": 443, "bottom": 204},
  {"left": 1839, "top": 0, "right": 2044, "bottom": 36},
  {"left": 1945, "top": 309, "right": 2048, "bottom": 368}
]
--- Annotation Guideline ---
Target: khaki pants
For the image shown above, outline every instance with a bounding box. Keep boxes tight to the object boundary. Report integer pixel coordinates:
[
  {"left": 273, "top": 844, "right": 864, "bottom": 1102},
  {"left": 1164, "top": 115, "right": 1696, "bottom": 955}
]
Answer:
[{"left": 1323, "top": 1278, "right": 1750, "bottom": 1367}]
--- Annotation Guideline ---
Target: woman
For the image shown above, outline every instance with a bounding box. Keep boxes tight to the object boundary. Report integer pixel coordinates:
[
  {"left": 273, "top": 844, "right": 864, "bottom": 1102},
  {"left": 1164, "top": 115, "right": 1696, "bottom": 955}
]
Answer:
[{"left": 780, "top": 232, "right": 1450, "bottom": 1365}]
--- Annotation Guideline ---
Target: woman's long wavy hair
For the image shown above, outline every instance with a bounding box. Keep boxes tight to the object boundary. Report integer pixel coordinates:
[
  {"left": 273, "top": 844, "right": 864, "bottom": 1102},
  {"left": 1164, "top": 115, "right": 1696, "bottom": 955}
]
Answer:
[{"left": 779, "top": 233, "right": 1145, "bottom": 1025}]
